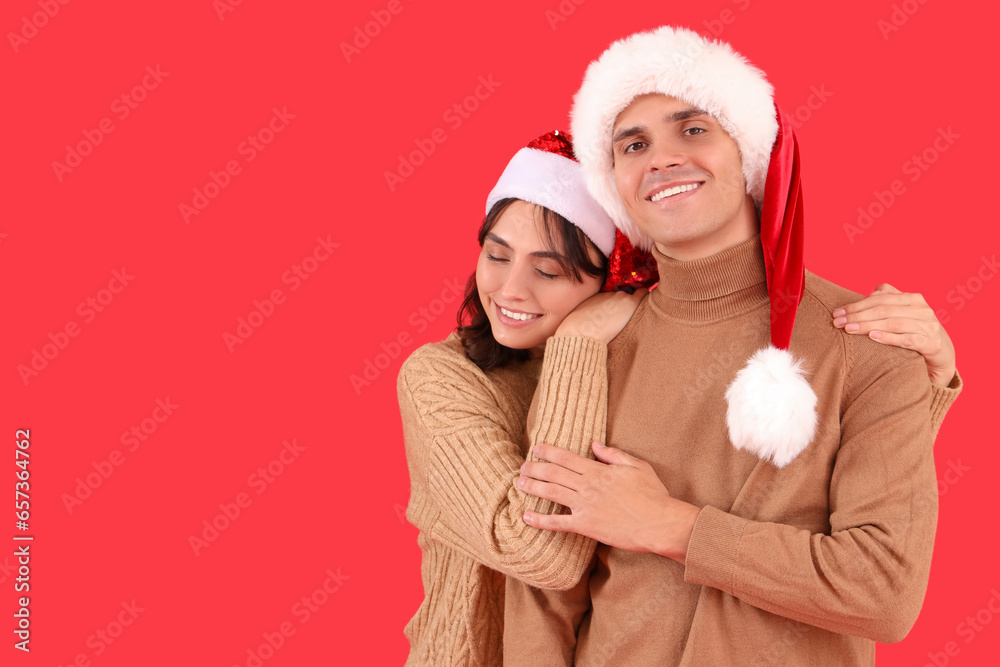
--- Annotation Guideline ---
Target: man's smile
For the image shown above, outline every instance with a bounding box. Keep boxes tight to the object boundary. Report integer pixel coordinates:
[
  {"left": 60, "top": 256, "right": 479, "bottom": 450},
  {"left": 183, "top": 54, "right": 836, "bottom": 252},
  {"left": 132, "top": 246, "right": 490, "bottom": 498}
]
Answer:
[{"left": 647, "top": 181, "right": 703, "bottom": 202}]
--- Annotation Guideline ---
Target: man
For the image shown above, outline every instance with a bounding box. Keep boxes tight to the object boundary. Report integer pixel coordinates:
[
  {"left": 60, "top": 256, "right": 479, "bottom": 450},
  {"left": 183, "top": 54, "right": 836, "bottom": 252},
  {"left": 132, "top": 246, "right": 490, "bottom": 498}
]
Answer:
[{"left": 503, "top": 26, "right": 959, "bottom": 665}]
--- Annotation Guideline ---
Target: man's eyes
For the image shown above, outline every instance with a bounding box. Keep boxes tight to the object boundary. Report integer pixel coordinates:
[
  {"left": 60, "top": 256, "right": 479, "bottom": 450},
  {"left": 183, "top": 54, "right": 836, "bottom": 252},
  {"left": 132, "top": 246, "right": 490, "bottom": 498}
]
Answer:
[{"left": 623, "top": 127, "right": 706, "bottom": 153}]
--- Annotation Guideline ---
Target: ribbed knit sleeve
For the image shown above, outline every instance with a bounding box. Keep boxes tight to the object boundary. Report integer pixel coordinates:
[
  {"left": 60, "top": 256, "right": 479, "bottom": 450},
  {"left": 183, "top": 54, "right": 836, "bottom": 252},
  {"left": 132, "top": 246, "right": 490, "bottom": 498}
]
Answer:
[
  {"left": 501, "top": 336, "right": 607, "bottom": 665},
  {"left": 398, "top": 336, "right": 607, "bottom": 590},
  {"left": 684, "top": 344, "right": 938, "bottom": 644},
  {"left": 929, "top": 369, "right": 962, "bottom": 437},
  {"left": 522, "top": 335, "right": 608, "bottom": 540}
]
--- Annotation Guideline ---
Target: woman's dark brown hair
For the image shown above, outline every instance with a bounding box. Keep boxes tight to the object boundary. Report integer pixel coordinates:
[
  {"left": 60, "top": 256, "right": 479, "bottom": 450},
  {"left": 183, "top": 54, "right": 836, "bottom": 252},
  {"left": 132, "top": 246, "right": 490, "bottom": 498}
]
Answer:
[{"left": 457, "top": 198, "right": 609, "bottom": 371}]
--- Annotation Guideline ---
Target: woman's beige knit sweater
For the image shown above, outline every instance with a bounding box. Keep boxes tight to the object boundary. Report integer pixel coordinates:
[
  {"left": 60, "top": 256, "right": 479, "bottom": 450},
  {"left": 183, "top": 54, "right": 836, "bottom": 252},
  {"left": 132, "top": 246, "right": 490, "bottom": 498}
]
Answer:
[{"left": 398, "top": 334, "right": 609, "bottom": 665}]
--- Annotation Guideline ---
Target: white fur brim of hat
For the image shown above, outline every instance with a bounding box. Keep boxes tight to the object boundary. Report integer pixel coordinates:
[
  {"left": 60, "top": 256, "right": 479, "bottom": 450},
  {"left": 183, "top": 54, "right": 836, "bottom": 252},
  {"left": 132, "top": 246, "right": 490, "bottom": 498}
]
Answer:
[
  {"left": 485, "top": 148, "right": 617, "bottom": 257},
  {"left": 571, "top": 26, "right": 778, "bottom": 251}
]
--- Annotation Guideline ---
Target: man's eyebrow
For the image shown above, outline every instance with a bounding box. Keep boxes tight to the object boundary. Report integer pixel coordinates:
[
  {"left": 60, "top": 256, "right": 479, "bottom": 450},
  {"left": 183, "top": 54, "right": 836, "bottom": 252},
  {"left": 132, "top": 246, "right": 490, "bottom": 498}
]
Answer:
[
  {"left": 612, "top": 107, "right": 710, "bottom": 145},
  {"left": 612, "top": 125, "right": 645, "bottom": 145},
  {"left": 669, "top": 107, "right": 709, "bottom": 123},
  {"left": 485, "top": 232, "right": 563, "bottom": 260}
]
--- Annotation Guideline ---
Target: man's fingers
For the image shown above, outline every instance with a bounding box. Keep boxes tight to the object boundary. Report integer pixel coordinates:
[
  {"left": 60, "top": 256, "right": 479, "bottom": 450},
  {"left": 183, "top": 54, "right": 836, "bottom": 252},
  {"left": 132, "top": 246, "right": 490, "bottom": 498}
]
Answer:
[
  {"left": 523, "top": 511, "right": 574, "bottom": 533},
  {"left": 592, "top": 441, "right": 636, "bottom": 466},
  {"left": 517, "top": 476, "right": 574, "bottom": 507},
  {"left": 520, "top": 460, "right": 581, "bottom": 491},
  {"left": 533, "top": 442, "right": 594, "bottom": 474}
]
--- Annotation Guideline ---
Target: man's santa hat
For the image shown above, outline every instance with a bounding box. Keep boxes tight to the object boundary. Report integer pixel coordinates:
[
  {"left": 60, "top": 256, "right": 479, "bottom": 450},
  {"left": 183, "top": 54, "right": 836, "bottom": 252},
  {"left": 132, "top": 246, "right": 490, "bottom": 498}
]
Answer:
[{"left": 571, "top": 26, "right": 816, "bottom": 468}]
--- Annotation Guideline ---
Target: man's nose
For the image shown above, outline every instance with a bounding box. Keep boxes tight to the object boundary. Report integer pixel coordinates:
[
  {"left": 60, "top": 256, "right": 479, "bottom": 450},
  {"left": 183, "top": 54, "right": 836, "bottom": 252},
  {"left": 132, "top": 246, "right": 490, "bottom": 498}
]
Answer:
[{"left": 648, "top": 140, "right": 687, "bottom": 172}]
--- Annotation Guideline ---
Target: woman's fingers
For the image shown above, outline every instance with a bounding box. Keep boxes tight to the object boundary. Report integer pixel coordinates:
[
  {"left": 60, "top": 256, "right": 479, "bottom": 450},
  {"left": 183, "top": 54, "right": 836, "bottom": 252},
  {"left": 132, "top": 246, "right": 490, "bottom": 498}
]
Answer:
[
  {"left": 555, "top": 288, "right": 647, "bottom": 343},
  {"left": 833, "top": 290, "right": 934, "bottom": 332},
  {"left": 832, "top": 288, "right": 956, "bottom": 386},
  {"left": 867, "top": 329, "right": 928, "bottom": 351},
  {"left": 870, "top": 282, "right": 901, "bottom": 295},
  {"left": 839, "top": 316, "right": 942, "bottom": 354},
  {"left": 833, "top": 292, "right": 924, "bottom": 321},
  {"left": 840, "top": 314, "right": 932, "bottom": 335}
]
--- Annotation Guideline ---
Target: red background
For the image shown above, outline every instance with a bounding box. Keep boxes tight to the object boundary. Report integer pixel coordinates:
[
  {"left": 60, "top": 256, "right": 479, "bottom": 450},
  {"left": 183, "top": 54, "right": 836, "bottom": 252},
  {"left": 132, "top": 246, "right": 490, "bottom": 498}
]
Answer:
[{"left": 2, "top": 0, "right": 996, "bottom": 665}]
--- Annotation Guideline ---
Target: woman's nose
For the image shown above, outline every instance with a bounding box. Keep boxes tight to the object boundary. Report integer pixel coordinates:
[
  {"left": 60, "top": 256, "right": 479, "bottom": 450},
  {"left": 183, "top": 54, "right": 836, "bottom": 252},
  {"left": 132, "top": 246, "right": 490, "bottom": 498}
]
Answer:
[{"left": 500, "top": 262, "right": 532, "bottom": 301}]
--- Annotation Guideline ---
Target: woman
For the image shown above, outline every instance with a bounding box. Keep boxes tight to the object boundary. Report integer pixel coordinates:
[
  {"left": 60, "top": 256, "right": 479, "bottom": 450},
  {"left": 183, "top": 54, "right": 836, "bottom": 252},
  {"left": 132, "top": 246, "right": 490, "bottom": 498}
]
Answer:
[{"left": 397, "top": 131, "right": 960, "bottom": 665}]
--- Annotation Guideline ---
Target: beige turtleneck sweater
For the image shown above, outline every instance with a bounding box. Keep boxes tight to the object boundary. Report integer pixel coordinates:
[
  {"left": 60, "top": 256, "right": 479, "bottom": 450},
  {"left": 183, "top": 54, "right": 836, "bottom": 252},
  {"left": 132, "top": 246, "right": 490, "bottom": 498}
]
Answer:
[{"left": 503, "top": 235, "right": 963, "bottom": 666}]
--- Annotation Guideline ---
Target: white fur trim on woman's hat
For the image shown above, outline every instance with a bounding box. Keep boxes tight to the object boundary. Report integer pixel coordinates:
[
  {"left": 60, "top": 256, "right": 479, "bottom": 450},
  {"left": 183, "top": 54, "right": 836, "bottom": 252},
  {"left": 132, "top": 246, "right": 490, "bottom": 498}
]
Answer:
[
  {"left": 486, "top": 130, "right": 617, "bottom": 257},
  {"left": 571, "top": 26, "right": 778, "bottom": 251}
]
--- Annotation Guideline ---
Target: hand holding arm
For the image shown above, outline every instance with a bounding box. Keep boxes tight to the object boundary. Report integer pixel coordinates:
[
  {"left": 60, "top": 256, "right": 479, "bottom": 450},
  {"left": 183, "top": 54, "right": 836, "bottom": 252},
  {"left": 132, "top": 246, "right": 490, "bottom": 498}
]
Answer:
[
  {"left": 833, "top": 283, "right": 963, "bottom": 436},
  {"left": 519, "top": 441, "right": 701, "bottom": 561}
]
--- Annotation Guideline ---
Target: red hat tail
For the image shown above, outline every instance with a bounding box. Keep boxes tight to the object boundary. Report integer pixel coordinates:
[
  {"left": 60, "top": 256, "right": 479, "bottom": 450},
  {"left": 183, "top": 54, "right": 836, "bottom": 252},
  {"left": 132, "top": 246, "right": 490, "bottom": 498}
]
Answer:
[{"left": 760, "top": 106, "right": 806, "bottom": 352}]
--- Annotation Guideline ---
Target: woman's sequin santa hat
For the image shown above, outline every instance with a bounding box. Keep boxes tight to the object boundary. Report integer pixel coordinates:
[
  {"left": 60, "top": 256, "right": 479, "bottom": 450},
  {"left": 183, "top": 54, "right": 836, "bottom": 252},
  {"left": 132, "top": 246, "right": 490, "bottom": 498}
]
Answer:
[
  {"left": 486, "top": 130, "right": 658, "bottom": 293},
  {"left": 570, "top": 26, "right": 817, "bottom": 468}
]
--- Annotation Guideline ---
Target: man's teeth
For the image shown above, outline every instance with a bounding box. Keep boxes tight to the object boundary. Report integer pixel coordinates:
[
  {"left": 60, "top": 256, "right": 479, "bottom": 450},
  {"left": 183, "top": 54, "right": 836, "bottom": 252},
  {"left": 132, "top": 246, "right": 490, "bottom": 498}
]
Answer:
[
  {"left": 500, "top": 307, "right": 539, "bottom": 321},
  {"left": 650, "top": 182, "right": 700, "bottom": 202}
]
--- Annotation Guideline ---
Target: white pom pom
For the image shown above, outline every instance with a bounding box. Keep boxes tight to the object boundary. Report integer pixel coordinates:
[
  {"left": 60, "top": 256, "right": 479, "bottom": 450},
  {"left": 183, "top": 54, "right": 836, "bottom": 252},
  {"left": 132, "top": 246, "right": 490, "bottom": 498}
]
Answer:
[{"left": 725, "top": 346, "right": 818, "bottom": 468}]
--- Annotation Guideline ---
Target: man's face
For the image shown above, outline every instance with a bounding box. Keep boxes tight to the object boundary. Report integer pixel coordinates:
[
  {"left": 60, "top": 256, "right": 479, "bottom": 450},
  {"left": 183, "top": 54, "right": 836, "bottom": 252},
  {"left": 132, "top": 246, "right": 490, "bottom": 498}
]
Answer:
[{"left": 611, "top": 94, "right": 756, "bottom": 259}]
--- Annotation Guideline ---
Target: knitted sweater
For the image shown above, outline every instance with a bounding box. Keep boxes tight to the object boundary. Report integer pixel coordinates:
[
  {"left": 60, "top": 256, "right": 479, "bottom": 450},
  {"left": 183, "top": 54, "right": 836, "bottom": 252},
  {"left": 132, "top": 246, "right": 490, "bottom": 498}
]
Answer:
[
  {"left": 502, "top": 235, "right": 963, "bottom": 666},
  {"left": 398, "top": 334, "right": 609, "bottom": 665}
]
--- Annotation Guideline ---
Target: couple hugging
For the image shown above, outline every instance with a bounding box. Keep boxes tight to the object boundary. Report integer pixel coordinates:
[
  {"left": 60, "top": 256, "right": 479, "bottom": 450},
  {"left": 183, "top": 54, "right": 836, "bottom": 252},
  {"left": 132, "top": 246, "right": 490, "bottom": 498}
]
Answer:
[{"left": 398, "top": 26, "right": 961, "bottom": 666}]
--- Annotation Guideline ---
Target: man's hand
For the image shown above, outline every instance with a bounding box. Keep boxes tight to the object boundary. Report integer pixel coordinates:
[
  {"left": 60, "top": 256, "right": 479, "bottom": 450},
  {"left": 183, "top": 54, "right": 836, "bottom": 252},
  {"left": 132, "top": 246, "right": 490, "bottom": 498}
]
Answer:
[
  {"left": 518, "top": 442, "right": 701, "bottom": 563},
  {"left": 832, "top": 283, "right": 956, "bottom": 386}
]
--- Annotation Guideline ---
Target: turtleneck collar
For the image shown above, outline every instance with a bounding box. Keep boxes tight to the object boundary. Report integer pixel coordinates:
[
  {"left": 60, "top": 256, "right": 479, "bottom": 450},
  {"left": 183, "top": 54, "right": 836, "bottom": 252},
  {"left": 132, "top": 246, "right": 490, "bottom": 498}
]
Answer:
[{"left": 648, "top": 234, "right": 769, "bottom": 324}]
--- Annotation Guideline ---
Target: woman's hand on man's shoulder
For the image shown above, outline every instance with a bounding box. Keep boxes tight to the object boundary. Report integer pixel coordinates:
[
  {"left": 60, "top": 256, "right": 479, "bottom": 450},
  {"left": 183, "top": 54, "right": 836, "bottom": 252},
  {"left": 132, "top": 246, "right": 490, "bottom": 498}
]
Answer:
[{"left": 554, "top": 288, "right": 648, "bottom": 344}]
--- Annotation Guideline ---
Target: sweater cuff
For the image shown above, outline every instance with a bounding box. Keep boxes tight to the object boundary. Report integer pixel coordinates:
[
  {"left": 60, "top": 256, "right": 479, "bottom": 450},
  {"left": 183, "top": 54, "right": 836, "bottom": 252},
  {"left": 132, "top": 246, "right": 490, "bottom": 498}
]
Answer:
[
  {"left": 683, "top": 505, "right": 749, "bottom": 594},
  {"left": 543, "top": 335, "right": 607, "bottom": 375},
  {"left": 929, "top": 369, "right": 962, "bottom": 433}
]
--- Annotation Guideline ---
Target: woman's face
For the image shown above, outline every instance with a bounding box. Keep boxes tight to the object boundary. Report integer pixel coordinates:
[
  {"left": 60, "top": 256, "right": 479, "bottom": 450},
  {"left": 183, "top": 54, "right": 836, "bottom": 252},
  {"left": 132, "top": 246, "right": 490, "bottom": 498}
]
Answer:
[{"left": 476, "top": 200, "right": 604, "bottom": 353}]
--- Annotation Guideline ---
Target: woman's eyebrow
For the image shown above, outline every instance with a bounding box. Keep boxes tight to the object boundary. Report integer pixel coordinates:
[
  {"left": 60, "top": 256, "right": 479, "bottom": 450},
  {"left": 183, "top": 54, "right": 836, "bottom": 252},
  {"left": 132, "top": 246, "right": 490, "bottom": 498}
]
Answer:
[
  {"left": 485, "top": 232, "right": 510, "bottom": 249},
  {"left": 486, "top": 232, "right": 563, "bottom": 260}
]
